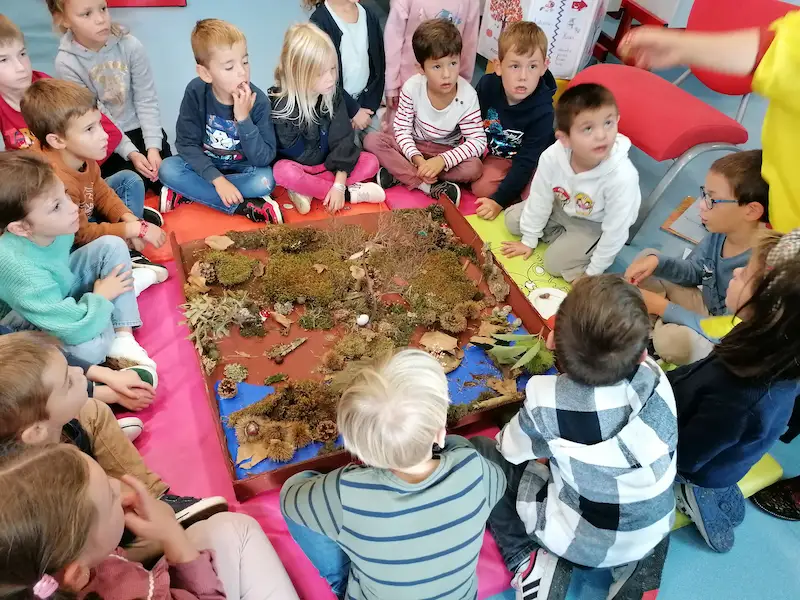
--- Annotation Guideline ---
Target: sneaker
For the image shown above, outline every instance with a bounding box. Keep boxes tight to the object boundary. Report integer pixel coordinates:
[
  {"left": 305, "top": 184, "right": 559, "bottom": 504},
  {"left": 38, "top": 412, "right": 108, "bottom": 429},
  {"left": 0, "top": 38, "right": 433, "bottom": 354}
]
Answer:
[
  {"left": 511, "top": 549, "right": 570, "bottom": 600},
  {"left": 132, "top": 269, "right": 158, "bottom": 297},
  {"left": 235, "top": 196, "right": 283, "bottom": 224},
  {"left": 348, "top": 182, "right": 386, "bottom": 204},
  {"left": 675, "top": 483, "right": 735, "bottom": 552},
  {"left": 288, "top": 190, "right": 312, "bottom": 215},
  {"left": 377, "top": 167, "right": 400, "bottom": 190},
  {"left": 107, "top": 332, "right": 156, "bottom": 369},
  {"left": 751, "top": 476, "right": 800, "bottom": 521},
  {"left": 142, "top": 206, "right": 164, "bottom": 227},
  {"left": 118, "top": 416, "right": 144, "bottom": 443},
  {"left": 429, "top": 180, "right": 461, "bottom": 207},
  {"left": 129, "top": 250, "right": 169, "bottom": 282},
  {"left": 159, "top": 187, "right": 191, "bottom": 213},
  {"left": 122, "top": 364, "right": 159, "bottom": 390},
  {"left": 160, "top": 494, "right": 229, "bottom": 528}
]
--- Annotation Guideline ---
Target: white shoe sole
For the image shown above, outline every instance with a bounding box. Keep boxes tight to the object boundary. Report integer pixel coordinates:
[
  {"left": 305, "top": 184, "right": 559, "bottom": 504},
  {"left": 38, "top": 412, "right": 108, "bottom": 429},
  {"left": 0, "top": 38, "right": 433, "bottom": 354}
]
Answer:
[
  {"left": 261, "top": 195, "right": 284, "bottom": 223},
  {"left": 288, "top": 191, "right": 312, "bottom": 215},
  {"left": 118, "top": 417, "right": 144, "bottom": 442}
]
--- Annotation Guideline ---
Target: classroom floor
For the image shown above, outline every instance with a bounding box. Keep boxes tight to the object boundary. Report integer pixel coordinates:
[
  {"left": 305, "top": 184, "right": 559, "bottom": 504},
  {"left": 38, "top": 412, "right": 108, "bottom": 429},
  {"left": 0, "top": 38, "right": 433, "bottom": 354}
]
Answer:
[{"left": 6, "top": 0, "right": 799, "bottom": 597}]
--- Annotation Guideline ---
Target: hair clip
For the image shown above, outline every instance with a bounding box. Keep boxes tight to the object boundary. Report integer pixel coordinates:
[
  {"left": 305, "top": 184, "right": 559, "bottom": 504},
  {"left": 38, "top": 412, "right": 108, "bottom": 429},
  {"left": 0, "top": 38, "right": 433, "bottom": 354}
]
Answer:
[
  {"left": 432, "top": 442, "right": 443, "bottom": 455},
  {"left": 33, "top": 575, "right": 58, "bottom": 599}
]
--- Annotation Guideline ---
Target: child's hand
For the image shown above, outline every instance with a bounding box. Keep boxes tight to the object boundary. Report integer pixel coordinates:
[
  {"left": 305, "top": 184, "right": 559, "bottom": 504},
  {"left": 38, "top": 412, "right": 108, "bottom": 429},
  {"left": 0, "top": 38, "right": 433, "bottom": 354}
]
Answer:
[
  {"left": 129, "top": 151, "right": 157, "bottom": 181},
  {"left": 94, "top": 384, "right": 154, "bottom": 411},
  {"left": 625, "top": 254, "right": 659, "bottom": 285},
  {"left": 476, "top": 197, "right": 503, "bottom": 221},
  {"left": 146, "top": 148, "right": 162, "bottom": 178},
  {"left": 93, "top": 264, "right": 134, "bottom": 301},
  {"left": 351, "top": 108, "right": 374, "bottom": 131},
  {"left": 213, "top": 177, "right": 243, "bottom": 207},
  {"left": 324, "top": 186, "right": 346, "bottom": 213},
  {"left": 121, "top": 475, "right": 199, "bottom": 564},
  {"left": 619, "top": 27, "right": 684, "bottom": 70},
  {"left": 130, "top": 237, "right": 146, "bottom": 252},
  {"left": 233, "top": 83, "right": 256, "bottom": 122},
  {"left": 142, "top": 223, "right": 167, "bottom": 249},
  {"left": 417, "top": 156, "right": 446, "bottom": 181},
  {"left": 386, "top": 93, "right": 399, "bottom": 110},
  {"left": 639, "top": 288, "right": 669, "bottom": 316},
  {"left": 501, "top": 240, "right": 533, "bottom": 259}
]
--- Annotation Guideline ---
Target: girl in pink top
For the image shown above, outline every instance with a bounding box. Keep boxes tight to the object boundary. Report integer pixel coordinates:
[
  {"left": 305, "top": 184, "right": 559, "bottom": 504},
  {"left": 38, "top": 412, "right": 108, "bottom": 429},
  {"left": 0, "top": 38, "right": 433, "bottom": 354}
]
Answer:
[
  {"left": 384, "top": 0, "right": 481, "bottom": 109},
  {"left": 0, "top": 444, "right": 299, "bottom": 600}
]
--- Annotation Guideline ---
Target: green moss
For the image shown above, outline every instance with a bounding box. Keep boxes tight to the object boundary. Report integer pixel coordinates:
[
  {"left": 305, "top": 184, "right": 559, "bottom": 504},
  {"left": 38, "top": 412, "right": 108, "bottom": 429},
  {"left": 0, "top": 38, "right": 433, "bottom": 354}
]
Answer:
[
  {"left": 264, "top": 373, "right": 288, "bottom": 385},
  {"left": 203, "top": 250, "right": 255, "bottom": 287},
  {"left": 262, "top": 249, "right": 350, "bottom": 306},
  {"left": 224, "top": 363, "right": 248, "bottom": 383},
  {"left": 407, "top": 250, "right": 479, "bottom": 314},
  {"left": 239, "top": 320, "right": 266, "bottom": 338},
  {"left": 298, "top": 306, "right": 335, "bottom": 331},
  {"left": 334, "top": 333, "right": 368, "bottom": 359}
]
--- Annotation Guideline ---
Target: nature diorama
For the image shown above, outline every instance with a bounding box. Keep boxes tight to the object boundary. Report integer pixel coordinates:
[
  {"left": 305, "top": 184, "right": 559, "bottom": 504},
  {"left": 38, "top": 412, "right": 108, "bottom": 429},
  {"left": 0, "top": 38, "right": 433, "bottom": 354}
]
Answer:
[{"left": 177, "top": 207, "right": 555, "bottom": 481}]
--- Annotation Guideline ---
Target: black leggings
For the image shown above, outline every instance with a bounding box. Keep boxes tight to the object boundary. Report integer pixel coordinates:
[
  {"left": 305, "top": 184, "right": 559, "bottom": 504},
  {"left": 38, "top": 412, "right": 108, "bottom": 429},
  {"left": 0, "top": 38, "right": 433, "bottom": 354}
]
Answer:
[{"left": 101, "top": 127, "right": 173, "bottom": 194}]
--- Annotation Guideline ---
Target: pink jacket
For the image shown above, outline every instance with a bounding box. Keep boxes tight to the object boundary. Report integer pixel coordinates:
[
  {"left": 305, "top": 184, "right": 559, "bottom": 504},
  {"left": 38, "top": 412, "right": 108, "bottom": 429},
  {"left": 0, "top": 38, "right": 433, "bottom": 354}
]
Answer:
[
  {"left": 78, "top": 549, "right": 226, "bottom": 600},
  {"left": 384, "top": 0, "right": 481, "bottom": 98}
]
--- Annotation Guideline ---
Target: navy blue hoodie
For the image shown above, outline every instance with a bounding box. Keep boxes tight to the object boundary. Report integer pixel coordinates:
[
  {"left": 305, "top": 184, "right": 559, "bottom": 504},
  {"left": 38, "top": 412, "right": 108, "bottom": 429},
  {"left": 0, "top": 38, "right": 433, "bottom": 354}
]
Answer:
[{"left": 476, "top": 70, "right": 557, "bottom": 207}]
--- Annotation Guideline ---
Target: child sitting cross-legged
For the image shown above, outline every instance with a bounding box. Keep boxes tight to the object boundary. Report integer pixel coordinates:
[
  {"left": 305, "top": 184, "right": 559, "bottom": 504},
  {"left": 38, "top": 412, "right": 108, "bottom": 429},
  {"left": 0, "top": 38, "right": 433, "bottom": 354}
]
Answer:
[
  {"left": 668, "top": 229, "right": 800, "bottom": 552},
  {"left": 502, "top": 84, "right": 641, "bottom": 282},
  {"left": 158, "top": 19, "right": 282, "bottom": 224},
  {"left": 281, "top": 349, "right": 506, "bottom": 600},
  {"left": 364, "top": 18, "right": 487, "bottom": 207},
  {"left": 270, "top": 23, "right": 384, "bottom": 215},
  {"left": 0, "top": 443, "right": 299, "bottom": 600},
  {"left": 625, "top": 150, "right": 769, "bottom": 366},
  {"left": 0, "top": 152, "right": 153, "bottom": 366},
  {"left": 472, "top": 275, "right": 677, "bottom": 600}
]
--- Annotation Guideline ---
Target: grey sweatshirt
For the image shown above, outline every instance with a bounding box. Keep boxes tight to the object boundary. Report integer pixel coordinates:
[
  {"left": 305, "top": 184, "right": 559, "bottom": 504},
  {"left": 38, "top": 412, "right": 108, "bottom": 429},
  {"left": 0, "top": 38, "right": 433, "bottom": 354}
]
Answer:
[{"left": 55, "top": 29, "right": 162, "bottom": 160}]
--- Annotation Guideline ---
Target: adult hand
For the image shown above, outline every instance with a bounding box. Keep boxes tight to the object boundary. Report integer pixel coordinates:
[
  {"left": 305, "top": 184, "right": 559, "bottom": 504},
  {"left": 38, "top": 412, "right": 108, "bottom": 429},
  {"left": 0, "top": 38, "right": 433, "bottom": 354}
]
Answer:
[
  {"left": 233, "top": 83, "right": 256, "bottom": 122},
  {"left": 625, "top": 254, "right": 659, "bottom": 286},
  {"left": 500, "top": 241, "right": 533, "bottom": 259},
  {"left": 476, "top": 197, "right": 503, "bottom": 221},
  {"left": 93, "top": 264, "right": 133, "bottom": 301},
  {"left": 619, "top": 27, "right": 685, "bottom": 70},
  {"left": 129, "top": 151, "right": 156, "bottom": 181},
  {"left": 213, "top": 177, "right": 243, "bottom": 207}
]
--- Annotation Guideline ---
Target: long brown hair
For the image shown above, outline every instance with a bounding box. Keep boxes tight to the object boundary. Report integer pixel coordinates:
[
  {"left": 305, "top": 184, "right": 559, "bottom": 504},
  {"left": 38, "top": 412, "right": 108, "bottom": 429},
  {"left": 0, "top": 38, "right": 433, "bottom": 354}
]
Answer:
[{"left": 0, "top": 444, "right": 95, "bottom": 600}]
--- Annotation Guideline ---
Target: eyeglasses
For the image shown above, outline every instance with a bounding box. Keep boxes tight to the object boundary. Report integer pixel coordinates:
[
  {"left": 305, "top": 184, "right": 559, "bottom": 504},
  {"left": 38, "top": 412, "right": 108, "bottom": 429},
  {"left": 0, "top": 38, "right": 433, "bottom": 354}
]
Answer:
[{"left": 700, "top": 186, "right": 737, "bottom": 210}]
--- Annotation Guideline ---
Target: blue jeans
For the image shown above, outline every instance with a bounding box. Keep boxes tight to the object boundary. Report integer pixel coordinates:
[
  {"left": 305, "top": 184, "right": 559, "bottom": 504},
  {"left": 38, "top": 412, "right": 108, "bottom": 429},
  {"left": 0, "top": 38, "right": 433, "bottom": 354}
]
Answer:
[
  {"left": 158, "top": 156, "right": 275, "bottom": 215},
  {"left": 0, "top": 236, "right": 142, "bottom": 365},
  {"left": 284, "top": 472, "right": 350, "bottom": 600},
  {"left": 104, "top": 170, "right": 145, "bottom": 219}
]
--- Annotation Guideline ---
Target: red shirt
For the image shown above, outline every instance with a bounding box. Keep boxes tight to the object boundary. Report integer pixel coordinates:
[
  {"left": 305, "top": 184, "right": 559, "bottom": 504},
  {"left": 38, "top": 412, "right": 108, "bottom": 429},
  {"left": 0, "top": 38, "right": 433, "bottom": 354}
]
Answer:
[{"left": 0, "top": 71, "right": 122, "bottom": 164}]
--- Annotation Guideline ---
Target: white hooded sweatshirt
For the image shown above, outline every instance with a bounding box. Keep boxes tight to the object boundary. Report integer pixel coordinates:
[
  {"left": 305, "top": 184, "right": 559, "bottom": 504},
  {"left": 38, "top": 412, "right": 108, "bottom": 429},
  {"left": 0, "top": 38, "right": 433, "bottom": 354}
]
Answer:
[{"left": 519, "top": 134, "right": 641, "bottom": 276}]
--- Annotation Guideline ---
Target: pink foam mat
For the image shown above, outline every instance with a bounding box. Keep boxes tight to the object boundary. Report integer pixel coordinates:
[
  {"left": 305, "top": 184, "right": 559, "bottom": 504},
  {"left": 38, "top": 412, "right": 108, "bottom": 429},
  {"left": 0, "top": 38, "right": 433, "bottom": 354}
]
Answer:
[{"left": 130, "top": 262, "right": 512, "bottom": 598}]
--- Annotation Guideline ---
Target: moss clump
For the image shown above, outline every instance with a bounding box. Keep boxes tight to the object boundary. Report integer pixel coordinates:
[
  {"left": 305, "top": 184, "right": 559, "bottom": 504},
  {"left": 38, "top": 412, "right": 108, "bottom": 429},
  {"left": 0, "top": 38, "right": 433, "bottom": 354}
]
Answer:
[
  {"left": 298, "top": 306, "right": 335, "bottom": 331},
  {"left": 439, "top": 311, "right": 468, "bottom": 334},
  {"left": 230, "top": 380, "right": 338, "bottom": 426},
  {"left": 326, "top": 331, "right": 396, "bottom": 371},
  {"left": 239, "top": 320, "right": 266, "bottom": 338},
  {"left": 524, "top": 347, "right": 555, "bottom": 375},
  {"left": 203, "top": 250, "right": 255, "bottom": 287},
  {"left": 223, "top": 363, "right": 248, "bottom": 383},
  {"left": 262, "top": 249, "right": 351, "bottom": 306},
  {"left": 334, "top": 333, "right": 368, "bottom": 360},
  {"left": 228, "top": 226, "right": 323, "bottom": 254},
  {"left": 407, "top": 250, "right": 479, "bottom": 314},
  {"left": 318, "top": 439, "right": 340, "bottom": 456},
  {"left": 264, "top": 373, "right": 288, "bottom": 385},
  {"left": 454, "top": 301, "right": 482, "bottom": 320},
  {"left": 447, "top": 403, "right": 473, "bottom": 428}
]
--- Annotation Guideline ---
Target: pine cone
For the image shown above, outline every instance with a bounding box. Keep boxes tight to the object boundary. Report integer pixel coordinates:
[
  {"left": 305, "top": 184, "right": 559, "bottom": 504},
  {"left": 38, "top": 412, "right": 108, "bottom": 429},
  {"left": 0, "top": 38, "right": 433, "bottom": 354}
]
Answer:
[
  {"left": 198, "top": 261, "right": 216, "bottom": 284},
  {"left": 314, "top": 419, "right": 338, "bottom": 442},
  {"left": 217, "top": 378, "right": 238, "bottom": 399}
]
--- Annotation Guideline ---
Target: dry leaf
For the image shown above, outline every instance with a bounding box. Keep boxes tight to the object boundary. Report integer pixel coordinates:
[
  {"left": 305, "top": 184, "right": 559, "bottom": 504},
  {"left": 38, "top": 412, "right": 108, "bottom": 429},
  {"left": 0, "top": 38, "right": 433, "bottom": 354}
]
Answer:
[
  {"left": 350, "top": 265, "right": 366, "bottom": 280},
  {"left": 486, "top": 377, "right": 518, "bottom": 397},
  {"left": 187, "top": 275, "right": 210, "bottom": 293},
  {"left": 205, "top": 235, "right": 235, "bottom": 250},
  {"left": 189, "top": 261, "right": 204, "bottom": 278},
  {"left": 440, "top": 348, "right": 464, "bottom": 374},
  {"left": 313, "top": 263, "right": 328, "bottom": 274},
  {"left": 236, "top": 442, "right": 257, "bottom": 465},
  {"left": 478, "top": 322, "right": 504, "bottom": 337},
  {"left": 271, "top": 312, "right": 292, "bottom": 329},
  {"left": 253, "top": 261, "right": 265, "bottom": 277},
  {"left": 248, "top": 445, "right": 271, "bottom": 467},
  {"left": 348, "top": 250, "right": 365, "bottom": 261},
  {"left": 420, "top": 331, "right": 459, "bottom": 354},
  {"left": 470, "top": 336, "right": 496, "bottom": 346}
]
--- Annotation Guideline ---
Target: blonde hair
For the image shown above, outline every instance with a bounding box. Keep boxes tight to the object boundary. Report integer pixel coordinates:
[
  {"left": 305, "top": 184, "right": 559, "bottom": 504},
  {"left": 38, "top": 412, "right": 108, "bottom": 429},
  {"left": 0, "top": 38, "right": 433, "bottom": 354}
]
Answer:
[
  {"left": 0, "top": 14, "right": 24, "bottom": 47},
  {"left": 271, "top": 23, "right": 337, "bottom": 128},
  {"left": 44, "top": 0, "right": 122, "bottom": 37},
  {"left": 337, "top": 349, "right": 450, "bottom": 470},
  {"left": 498, "top": 21, "right": 548, "bottom": 62},
  {"left": 21, "top": 78, "right": 98, "bottom": 149},
  {"left": 191, "top": 18, "right": 246, "bottom": 67}
]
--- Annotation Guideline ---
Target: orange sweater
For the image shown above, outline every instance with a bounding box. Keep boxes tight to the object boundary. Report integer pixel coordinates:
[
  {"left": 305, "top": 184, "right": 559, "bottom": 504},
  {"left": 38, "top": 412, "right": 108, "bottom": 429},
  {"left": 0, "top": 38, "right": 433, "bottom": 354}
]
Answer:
[{"left": 38, "top": 146, "right": 133, "bottom": 246}]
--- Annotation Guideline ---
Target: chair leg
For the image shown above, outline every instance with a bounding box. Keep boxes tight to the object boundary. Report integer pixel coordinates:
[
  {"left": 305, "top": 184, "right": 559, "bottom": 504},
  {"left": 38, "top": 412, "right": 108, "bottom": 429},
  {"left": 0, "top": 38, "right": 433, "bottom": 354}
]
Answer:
[
  {"left": 627, "top": 143, "right": 742, "bottom": 243},
  {"left": 672, "top": 69, "right": 692, "bottom": 87}
]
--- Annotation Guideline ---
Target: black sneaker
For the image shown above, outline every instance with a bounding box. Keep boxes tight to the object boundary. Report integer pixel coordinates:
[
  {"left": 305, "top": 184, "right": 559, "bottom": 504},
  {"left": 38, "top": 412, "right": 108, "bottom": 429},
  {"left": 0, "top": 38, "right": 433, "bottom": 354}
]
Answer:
[
  {"left": 235, "top": 196, "right": 283, "bottom": 224},
  {"left": 142, "top": 206, "right": 164, "bottom": 227},
  {"left": 129, "top": 250, "right": 169, "bottom": 282},
  {"left": 429, "top": 180, "right": 461, "bottom": 207},
  {"left": 161, "top": 494, "right": 229, "bottom": 528},
  {"left": 377, "top": 167, "right": 400, "bottom": 190}
]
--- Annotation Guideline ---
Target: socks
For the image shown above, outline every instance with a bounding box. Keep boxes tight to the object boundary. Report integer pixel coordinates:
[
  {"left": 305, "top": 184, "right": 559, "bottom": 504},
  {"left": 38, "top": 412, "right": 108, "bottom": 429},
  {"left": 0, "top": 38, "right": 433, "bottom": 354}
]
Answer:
[{"left": 418, "top": 182, "right": 432, "bottom": 194}]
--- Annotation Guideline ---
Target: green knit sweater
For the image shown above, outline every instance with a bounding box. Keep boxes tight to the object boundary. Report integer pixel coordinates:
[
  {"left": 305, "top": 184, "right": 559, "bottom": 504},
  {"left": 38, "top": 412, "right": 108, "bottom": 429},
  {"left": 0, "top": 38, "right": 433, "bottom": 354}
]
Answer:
[{"left": 0, "top": 233, "right": 114, "bottom": 345}]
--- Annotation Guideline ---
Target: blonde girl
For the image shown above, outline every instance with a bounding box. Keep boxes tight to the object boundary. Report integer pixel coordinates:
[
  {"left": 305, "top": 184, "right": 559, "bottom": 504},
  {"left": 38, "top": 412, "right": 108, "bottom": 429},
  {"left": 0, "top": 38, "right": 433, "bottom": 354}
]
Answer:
[
  {"left": 0, "top": 444, "right": 300, "bottom": 600},
  {"left": 46, "top": 0, "right": 171, "bottom": 190},
  {"left": 270, "top": 23, "right": 384, "bottom": 214}
]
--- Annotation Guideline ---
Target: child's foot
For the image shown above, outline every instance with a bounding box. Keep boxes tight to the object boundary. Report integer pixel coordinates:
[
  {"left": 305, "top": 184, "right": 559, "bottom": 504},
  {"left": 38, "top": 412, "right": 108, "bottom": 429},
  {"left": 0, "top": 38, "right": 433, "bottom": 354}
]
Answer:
[
  {"left": 512, "top": 549, "right": 570, "bottom": 600},
  {"left": 117, "top": 416, "right": 144, "bottom": 442},
  {"left": 160, "top": 494, "right": 229, "bottom": 528},
  {"left": 142, "top": 206, "right": 164, "bottom": 226},
  {"left": 235, "top": 196, "right": 283, "bottom": 224},
  {"left": 107, "top": 332, "right": 156, "bottom": 369},
  {"left": 675, "top": 483, "right": 735, "bottom": 552},
  {"left": 377, "top": 167, "right": 400, "bottom": 190},
  {"left": 159, "top": 187, "right": 191, "bottom": 213},
  {"left": 288, "top": 190, "right": 312, "bottom": 215},
  {"left": 348, "top": 182, "right": 386, "bottom": 204},
  {"left": 132, "top": 270, "right": 158, "bottom": 297},
  {"left": 429, "top": 180, "right": 461, "bottom": 207},
  {"left": 129, "top": 251, "right": 168, "bottom": 297}
]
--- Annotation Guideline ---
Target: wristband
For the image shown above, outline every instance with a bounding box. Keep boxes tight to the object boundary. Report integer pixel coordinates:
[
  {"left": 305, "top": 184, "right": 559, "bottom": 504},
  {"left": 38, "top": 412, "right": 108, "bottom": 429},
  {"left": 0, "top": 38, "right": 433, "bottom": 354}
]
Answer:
[
  {"left": 138, "top": 221, "right": 149, "bottom": 238},
  {"left": 332, "top": 182, "right": 347, "bottom": 194}
]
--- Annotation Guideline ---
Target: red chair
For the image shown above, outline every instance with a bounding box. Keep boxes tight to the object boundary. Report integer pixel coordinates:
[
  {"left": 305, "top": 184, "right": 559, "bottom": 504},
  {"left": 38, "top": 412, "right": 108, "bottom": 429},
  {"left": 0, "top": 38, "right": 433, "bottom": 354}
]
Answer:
[{"left": 568, "top": 0, "right": 795, "bottom": 240}]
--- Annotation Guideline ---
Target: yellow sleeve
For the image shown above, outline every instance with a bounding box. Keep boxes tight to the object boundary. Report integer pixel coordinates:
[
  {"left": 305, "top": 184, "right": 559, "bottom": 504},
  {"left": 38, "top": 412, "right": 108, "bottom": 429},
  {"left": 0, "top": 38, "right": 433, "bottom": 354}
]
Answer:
[{"left": 752, "top": 11, "right": 800, "bottom": 105}]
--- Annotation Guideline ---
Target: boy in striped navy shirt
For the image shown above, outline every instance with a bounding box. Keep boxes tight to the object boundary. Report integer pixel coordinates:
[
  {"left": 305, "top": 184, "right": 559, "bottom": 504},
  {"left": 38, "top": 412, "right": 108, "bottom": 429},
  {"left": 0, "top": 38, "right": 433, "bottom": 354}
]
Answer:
[
  {"left": 280, "top": 349, "right": 506, "bottom": 600},
  {"left": 364, "top": 19, "right": 487, "bottom": 208}
]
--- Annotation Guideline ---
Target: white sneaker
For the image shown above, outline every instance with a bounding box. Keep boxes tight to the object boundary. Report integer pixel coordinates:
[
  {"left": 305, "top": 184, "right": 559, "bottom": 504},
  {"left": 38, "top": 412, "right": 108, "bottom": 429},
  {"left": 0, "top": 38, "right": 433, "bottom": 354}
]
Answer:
[
  {"left": 132, "top": 269, "right": 158, "bottom": 297},
  {"left": 288, "top": 191, "right": 312, "bottom": 215},
  {"left": 348, "top": 181, "right": 386, "bottom": 204},
  {"left": 107, "top": 332, "right": 156, "bottom": 369},
  {"left": 511, "top": 549, "right": 565, "bottom": 600},
  {"left": 118, "top": 416, "right": 144, "bottom": 443}
]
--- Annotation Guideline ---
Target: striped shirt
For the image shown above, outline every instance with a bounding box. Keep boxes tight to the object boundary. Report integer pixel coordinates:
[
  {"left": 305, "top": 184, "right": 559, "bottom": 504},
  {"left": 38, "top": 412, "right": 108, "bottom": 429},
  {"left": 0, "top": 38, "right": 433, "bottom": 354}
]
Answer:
[
  {"left": 280, "top": 435, "right": 506, "bottom": 600},
  {"left": 393, "top": 74, "right": 487, "bottom": 171}
]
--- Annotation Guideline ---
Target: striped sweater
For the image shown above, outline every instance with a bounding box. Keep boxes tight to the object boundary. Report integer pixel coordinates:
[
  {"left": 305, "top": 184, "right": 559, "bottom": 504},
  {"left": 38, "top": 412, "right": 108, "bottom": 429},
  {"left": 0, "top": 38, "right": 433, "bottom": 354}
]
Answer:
[
  {"left": 393, "top": 74, "right": 487, "bottom": 171},
  {"left": 280, "top": 435, "right": 506, "bottom": 600}
]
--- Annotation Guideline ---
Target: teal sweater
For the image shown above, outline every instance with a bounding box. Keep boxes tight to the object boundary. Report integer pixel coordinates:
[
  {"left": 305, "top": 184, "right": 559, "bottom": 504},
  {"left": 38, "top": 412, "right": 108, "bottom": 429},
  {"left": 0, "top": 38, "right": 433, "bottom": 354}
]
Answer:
[
  {"left": 0, "top": 233, "right": 114, "bottom": 345},
  {"left": 281, "top": 435, "right": 506, "bottom": 600}
]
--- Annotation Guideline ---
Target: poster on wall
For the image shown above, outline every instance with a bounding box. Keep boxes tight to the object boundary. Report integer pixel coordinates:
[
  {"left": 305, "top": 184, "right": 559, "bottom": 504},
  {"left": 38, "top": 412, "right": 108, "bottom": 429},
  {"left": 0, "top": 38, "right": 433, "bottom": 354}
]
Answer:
[{"left": 107, "top": 1, "right": 187, "bottom": 7}]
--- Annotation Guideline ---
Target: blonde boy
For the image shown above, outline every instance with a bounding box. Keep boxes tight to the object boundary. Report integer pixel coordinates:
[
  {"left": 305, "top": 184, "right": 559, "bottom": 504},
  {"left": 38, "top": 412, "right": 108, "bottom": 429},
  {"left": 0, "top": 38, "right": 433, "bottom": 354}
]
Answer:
[
  {"left": 281, "top": 349, "right": 506, "bottom": 600},
  {"left": 473, "top": 21, "right": 557, "bottom": 221},
  {"left": 157, "top": 19, "right": 281, "bottom": 223}
]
